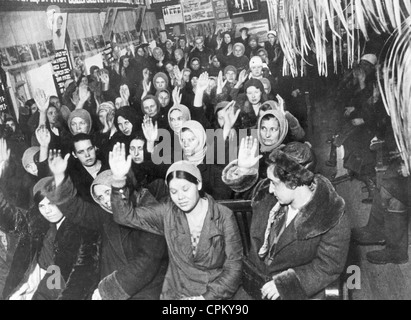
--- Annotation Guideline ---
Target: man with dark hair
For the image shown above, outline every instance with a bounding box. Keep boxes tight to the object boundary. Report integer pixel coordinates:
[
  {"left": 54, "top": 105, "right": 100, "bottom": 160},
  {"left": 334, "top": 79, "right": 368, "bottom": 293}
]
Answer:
[
  {"left": 223, "top": 139, "right": 350, "bottom": 300},
  {"left": 69, "top": 133, "right": 108, "bottom": 202}
]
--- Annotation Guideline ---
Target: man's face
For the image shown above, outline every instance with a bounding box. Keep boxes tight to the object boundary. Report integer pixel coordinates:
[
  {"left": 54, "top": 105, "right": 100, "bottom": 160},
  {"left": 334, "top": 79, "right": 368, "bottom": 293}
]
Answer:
[
  {"left": 267, "top": 167, "right": 295, "bottom": 206},
  {"left": 260, "top": 117, "right": 280, "bottom": 146},
  {"left": 47, "top": 107, "right": 58, "bottom": 125},
  {"left": 195, "top": 39, "right": 204, "bottom": 50},
  {"left": 93, "top": 184, "right": 112, "bottom": 212},
  {"left": 166, "top": 41, "right": 173, "bottom": 50},
  {"left": 70, "top": 117, "right": 89, "bottom": 135},
  {"left": 38, "top": 197, "right": 64, "bottom": 223},
  {"left": 73, "top": 139, "right": 97, "bottom": 168},
  {"left": 56, "top": 16, "right": 63, "bottom": 29},
  {"left": 130, "top": 139, "right": 145, "bottom": 164}
]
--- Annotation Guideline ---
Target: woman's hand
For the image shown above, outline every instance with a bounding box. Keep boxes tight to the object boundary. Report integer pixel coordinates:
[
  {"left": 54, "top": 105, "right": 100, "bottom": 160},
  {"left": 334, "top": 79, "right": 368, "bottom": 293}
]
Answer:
[
  {"left": 172, "top": 86, "right": 182, "bottom": 106},
  {"left": 109, "top": 143, "right": 132, "bottom": 181},
  {"left": 36, "top": 125, "right": 51, "bottom": 148},
  {"left": 120, "top": 84, "right": 130, "bottom": 107},
  {"left": 142, "top": 115, "right": 158, "bottom": 142},
  {"left": 0, "top": 138, "right": 10, "bottom": 179},
  {"left": 223, "top": 101, "right": 240, "bottom": 131},
  {"left": 261, "top": 280, "right": 280, "bottom": 300},
  {"left": 78, "top": 84, "right": 91, "bottom": 103},
  {"left": 196, "top": 72, "right": 210, "bottom": 92},
  {"left": 276, "top": 94, "right": 286, "bottom": 113},
  {"left": 237, "top": 137, "right": 262, "bottom": 170},
  {"left": 33, "top": 89, "right": 50, "bottom": 113},
  {"left": 236, "top": 70, "right": 248, "bottom": 88},
  {"left": 216, "top": 71, "right": 227, "bottom": 95},
  {"left": 48, "top": 149, "right": 70, "bottom": 186}
]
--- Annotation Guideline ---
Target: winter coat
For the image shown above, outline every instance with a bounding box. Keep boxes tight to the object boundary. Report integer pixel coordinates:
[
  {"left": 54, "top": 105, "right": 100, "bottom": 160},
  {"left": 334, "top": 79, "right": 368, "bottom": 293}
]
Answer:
[
  {"left": 111, "top": 188, "right": 243, "bottom": 300},
  {"left": 44, "top": 177, "right": 168, "bottom": 300},
  {"left": 0, "top": 189, "right": 99, "bottom": 300},
  {"left": 223, "top": 165, "right": 351, "bottom": 300}
]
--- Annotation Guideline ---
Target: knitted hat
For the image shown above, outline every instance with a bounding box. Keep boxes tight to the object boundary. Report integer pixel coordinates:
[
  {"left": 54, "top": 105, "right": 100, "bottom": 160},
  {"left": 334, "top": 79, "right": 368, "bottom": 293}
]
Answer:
[
  {"left": 244, "top": 78, "right": 264, "bottom": 93},
  {"left": 153, "top": 72, "right": 169, "bottom": 91},
  {"left": 249, "top": 56, "right": 264, "bottom": 68},
  {"left": 91, "top": 170, "right": 114, "bottom": 213},
  {"left": 360, "top": 54, "right": 378, "bottom": 66},
  {"left": 233, "top": 43, "right": 245, "bottom": 55},
  {"left": 166, "top": 161, "right": 202, "bottom": 185},
  {"left": 68, "top": 109, "right": 92, "bottom": 135},
  {"left": 224, "top": 65, "right": 238, "bottom": 75},
  {"left": 22, "top": 146, "right": 40, "bottom": 169}
]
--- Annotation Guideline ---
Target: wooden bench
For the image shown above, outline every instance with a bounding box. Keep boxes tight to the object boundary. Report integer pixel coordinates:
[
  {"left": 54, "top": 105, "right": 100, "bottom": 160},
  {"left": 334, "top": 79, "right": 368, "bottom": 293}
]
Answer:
[{"left": 218, "top": 199, "right": 350, "bottom": 300}]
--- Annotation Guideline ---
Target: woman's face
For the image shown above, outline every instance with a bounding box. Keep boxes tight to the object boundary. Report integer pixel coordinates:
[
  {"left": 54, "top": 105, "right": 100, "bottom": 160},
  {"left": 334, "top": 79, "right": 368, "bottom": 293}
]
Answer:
[
  {"left": 217, "top": 110, "right": 225, "bottom": 128},
  {"left": 268, "top": 34, "right": 276, "bottom": 44},
  {"left": 38, "top": 197, "right": 64, "bottom": 223},
  {"left": 174, "top": 51, "right": 183, "bottom": 62},
  {"left": 233, "top": 46, "right": 244, "bottom": 58},
  {"left": 246, "top": 86, "right": 262, "bottom": 105},
  {"left": 30, "top": 103, "right": 38, "bottom": 114},
  {"left": 225, "top": 70, "right": 237, "bottom": 83},
  {"left": 212, "top": 57, "right": 221, "bottom": 68},
  {"left": 158, "top": 92, "right": 170, "bottom": 108},
  {"left": 25, "top": 162, "right": 38, "bottom": 176},
  {"left": 181, "top": 129, "right": 200, "bottom": 157},
  {"left": 169, "top": 178, "right": 201, "bottom": 213},
  {"left": 179, "top": 39, "right": 186, "bottom": 48},
  {"left": 143, "top": 99, "right": 158, "bottom": 118},
  {"left": 190, "top": 60, "right": 200, "bottom": 71},
  {"left": 117, "top": 116, "right": 133, "bottom": 136},
  {"left": 260, "top": 117, "right": 280, "bottom": 146},
  {"left": 155, "top": 77, "right": 167, "bottom": 90},
  {"left": 93, "top": 184, "right": 112, "bottom": 212},
  {"left": 70, "top": 117, "right": 89, "bottom": 135},
  {"left": 81, "top": 77, "right": 88, "bottom": 86},
  {"left": 183, "top": 70, "right": 191, "bottom": 82},
  {"left": 137, "top": 48, "right": 145, "bottom": 56},
  {"left": 224, "top": 34, "right": 231, "bottom": 44},
  {"left": 165, "top": 63, "right": 174, "bottom": 73},
  {"left": 130, "top": 139, "right": 145, "bottom": 164},
  {"left": 251, "top": 65, "right": 263, "bottom": 78},
  {"left": 47, "top": 106, "right": 58, "bottom": 125},
  {"left": 170, "top": 109, "right": 184, "bottom": 133},
  {"left": 249, "top": 39, "right": 258, "bottom": 48},
  {"left": 123, "top": 58, "right": 130, "bottom": 68}
]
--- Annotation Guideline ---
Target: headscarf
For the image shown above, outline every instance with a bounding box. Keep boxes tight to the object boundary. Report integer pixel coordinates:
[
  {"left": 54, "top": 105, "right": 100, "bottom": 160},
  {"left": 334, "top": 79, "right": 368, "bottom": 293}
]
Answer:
[
  {"left": 153, "top": 72, "right": 169, "bottom": 91},
  {"left": 90, "top": 170, "right": 114, "bottom": 213},
  {"left": 68, "top": 109, "right": 92, "bottom": 135},
  {"left": 257, "top": 110, "right": 288, "bottom": 153},
  {"left": 114, "top": 106, "right": 141, "bottom": 136},
  {"left": 168, "top": 104, "right": 191, "bottom": 135},
  {"left": 180, "top": 120, "right": 207, "bottom": 166}
]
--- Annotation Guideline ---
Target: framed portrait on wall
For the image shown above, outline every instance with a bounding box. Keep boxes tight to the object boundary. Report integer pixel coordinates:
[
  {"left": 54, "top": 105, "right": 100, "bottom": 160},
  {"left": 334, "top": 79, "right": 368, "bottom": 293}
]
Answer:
[{"left": 227, "top": 0, "right": 258, "bottom": 16}]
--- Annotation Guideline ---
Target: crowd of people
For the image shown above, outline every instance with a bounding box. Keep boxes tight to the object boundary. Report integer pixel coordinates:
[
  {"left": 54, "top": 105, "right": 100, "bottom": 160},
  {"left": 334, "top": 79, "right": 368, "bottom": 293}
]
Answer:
[{"left": 0, "top": 24, "right": 407, "bottom": 300}]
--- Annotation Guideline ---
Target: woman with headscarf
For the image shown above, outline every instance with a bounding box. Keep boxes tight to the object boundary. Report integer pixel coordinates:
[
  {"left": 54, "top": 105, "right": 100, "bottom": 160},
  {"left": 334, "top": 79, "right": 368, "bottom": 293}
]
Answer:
[
  {"left": 109, "top": 151, "right": 242, "bottom": 300},
  {"left": 41, "top": 154, "right": 168, "bottom": 300},
  {"left": 156, "top": 89, "right": 172, "bottom": 113},
  {"left": 141, "top": 95, "right": 168, "bottom": 130},
  {"left": 152, "top": 72, "right": 170, "bottom": 93},
  {"left": 216, "top": 42, "right": 249, "bottom": 73},
  {"left": 114, "top": 107, "right": 142, "bottom": 149},
  {"left": 180, "top": 120, "right": 233, "bottom": 200}
]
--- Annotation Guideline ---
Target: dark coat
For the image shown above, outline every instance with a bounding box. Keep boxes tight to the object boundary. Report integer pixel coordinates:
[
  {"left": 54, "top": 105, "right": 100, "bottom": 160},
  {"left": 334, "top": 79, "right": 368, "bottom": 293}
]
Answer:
[
  {"left": 112, "top": 188, "right": 243, "bottom": 300},
  {"left": 0, "top": 189, "right": 99, "bottom": 300},
  {"left": 44, "top": 178, "right": 168, "bottom": 300},
  {"left": 247, "top": 175, "right": 350, "bottom": 300}
]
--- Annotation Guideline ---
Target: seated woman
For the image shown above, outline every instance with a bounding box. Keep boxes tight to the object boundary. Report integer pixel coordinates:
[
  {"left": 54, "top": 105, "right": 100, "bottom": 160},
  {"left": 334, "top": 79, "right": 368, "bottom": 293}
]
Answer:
[
  {"left": 0, "top": 140, "right": 99, "bottom": 300},
  {"left": 223, "top": 138, "right": 350, "bottom": 300},
  {"left": 41, "top": 151, "right": 168, "bottom": 300},
  {"left": 114, "top": 106, "right": 142, "bottom": 149},
  {"left": 109, "top": 144, "right": 243, "bottom": 300}
]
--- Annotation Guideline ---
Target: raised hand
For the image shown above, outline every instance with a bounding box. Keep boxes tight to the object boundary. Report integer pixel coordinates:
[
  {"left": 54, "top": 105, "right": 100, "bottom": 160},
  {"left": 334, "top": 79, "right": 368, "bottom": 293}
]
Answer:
[
  {"left": 238, "top": 137, "right": 262, "bottom": 170},
  {"left": 0, "top": 138, "right": 10, "bottom": 179},
  {"left": 120, "top": 84, "right": 130, "bottom": 107},
  {"left": 143, "top": 68, "right": 151, "bottom": 83},
  {"left": 33, "top": 89, "right": 50, "bottom": 113},
  {"left": 172, "top": 86, "right": 182, "bottom": 106},
  {"left": 237, "top": 70, "right": 248, "bottom": 86},
  {"left": 109, "top": 143, "right": 132, "bottom": 180},
  {"left": 142, "top": 115, "right": 158, "bottom": 142},
  {"left": 78, "top": 84, "right": 91, "bottom": 103},
  {"left": 173, "top": 66, "right": 183, "bottom": 86},
  {"left": 223, "top": 101, "right": 240, "bottom": 131},
  {"left": 216, "top": 38, "right": 223, "bottom": 49},
  {"left": 48, "top": 149, "right": 70, "bottom": 178},
  {"left": 227, "top": 44, "right": 233, "bottom": 56},
  {"left": 276, "top": 94, "right": 285, "bottom": 113},
  {"left": 197, "top": 72, "right": 210, "bottom": 92},
  {"left": 35, "top": 125, "right": 51, "bottom": 148},
  {"left": 216, "top": 71, "right": 227, "bottom": 95}
]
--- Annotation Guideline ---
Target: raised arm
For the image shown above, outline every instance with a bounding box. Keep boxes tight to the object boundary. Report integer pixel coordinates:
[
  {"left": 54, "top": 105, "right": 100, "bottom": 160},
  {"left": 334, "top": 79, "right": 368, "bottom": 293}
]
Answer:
[{"left": 110, "top": 143, "right": 166, "bottom": 235}]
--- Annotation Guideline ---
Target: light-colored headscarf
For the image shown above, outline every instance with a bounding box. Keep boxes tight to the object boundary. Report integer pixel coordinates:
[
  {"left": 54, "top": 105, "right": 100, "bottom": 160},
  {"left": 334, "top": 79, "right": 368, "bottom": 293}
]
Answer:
[
  {"left": 168, "top": 104, "right": 191, "bottom": 135},
  {"left": 91, "top": 170, "right": 114, "bottom": 214},
  {"left": 180, "top": 120, "right": 207, "bottom": 166},
  {"left": 257, "top": 110, "right": 288, "bottom": 153}
]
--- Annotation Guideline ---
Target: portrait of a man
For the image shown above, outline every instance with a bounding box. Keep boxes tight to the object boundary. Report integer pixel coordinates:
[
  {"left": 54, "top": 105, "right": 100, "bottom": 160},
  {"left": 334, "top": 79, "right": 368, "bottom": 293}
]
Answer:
[{"left": 52, "top": 13, "right": 68, "bottom": 51}]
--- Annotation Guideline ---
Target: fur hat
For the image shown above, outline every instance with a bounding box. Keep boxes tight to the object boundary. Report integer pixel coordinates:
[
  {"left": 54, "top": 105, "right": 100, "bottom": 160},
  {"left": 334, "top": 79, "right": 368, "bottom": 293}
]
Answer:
[{"left": 267, "top": 148, "right": 315, "bottom": 186}]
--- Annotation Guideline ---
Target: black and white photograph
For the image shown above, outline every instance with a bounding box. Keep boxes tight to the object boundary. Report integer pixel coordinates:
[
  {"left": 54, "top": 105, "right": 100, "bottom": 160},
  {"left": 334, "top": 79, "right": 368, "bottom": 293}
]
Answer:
[{"left": 0, "top": 0, "right": 411, "bottom": 305}]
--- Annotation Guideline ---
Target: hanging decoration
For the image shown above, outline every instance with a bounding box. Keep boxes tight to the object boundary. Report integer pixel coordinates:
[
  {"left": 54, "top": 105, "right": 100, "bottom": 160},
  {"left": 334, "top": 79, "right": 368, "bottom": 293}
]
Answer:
[{"left": 267, "top": 0, "right": 411, "bottom": 77}]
